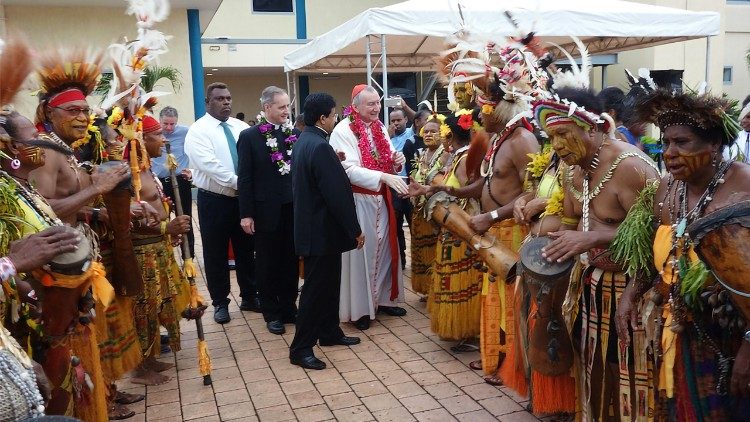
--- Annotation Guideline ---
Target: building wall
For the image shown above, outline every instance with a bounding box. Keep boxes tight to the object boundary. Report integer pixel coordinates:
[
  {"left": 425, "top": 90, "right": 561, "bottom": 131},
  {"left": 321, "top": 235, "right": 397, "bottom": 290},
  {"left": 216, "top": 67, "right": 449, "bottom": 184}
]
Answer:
[
  {"left": 723, "top": 3, "right": 750, "bottom": 101},
  {"left": 203, "top": 0, "right": 296, "bottom": 39},
  {"left": 3, "top": 5, "right": 196, "bottom": 122}
]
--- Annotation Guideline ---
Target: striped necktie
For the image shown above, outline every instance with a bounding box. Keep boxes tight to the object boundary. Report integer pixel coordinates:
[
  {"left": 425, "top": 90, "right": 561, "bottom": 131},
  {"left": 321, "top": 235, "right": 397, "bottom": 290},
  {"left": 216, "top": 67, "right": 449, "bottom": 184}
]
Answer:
[{"left": 220, "top": 121, "right": 239, "bottom": 172}]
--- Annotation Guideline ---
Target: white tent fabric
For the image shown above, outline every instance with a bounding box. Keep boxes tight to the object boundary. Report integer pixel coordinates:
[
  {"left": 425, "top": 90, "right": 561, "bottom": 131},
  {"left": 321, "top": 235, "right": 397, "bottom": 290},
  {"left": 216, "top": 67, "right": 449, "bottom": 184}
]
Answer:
[{"left": 283, "top": 0, "right": 720, "bottom": 73}]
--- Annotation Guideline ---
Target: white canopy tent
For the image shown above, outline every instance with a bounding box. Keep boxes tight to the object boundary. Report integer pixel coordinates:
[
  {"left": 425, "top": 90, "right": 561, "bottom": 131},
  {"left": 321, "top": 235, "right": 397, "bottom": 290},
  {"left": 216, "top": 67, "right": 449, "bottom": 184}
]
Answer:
[{"left": 283, "top": 0, "right": 720, "bottom": 119}]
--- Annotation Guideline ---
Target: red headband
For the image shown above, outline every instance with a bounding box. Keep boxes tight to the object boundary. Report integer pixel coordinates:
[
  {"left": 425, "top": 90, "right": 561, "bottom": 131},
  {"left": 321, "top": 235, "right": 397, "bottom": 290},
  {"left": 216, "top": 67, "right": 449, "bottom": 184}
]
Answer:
[
  {"left": 142, "top": 115, "right": 161, "bottom": 134},
  {"left": 48, "top": 88, "right": 86, "bottom": 108},
  {"left": 351, "top": 84, "right": 368, "bottom": 101}
]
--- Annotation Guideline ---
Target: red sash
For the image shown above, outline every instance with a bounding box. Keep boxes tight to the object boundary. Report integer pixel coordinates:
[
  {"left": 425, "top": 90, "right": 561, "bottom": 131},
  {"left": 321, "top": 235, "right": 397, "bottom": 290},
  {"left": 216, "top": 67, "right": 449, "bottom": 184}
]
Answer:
[{"left": 351, "top": 184, "right": 400, "bottom": 300}]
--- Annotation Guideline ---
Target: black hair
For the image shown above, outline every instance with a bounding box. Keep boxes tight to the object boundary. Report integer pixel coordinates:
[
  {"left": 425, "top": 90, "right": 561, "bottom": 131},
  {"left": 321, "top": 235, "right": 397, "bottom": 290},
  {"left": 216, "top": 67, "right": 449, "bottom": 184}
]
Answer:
[
  {"left": 444, "top": 114, "right": 471, "bottom": 143},
  {"left": 556, "top": 87, "right": 603, "bottom": 114},
  {"left": 597, "top": 87, "right": 626, "bottom": 121},
  {"left": 302, "top": 92, "right": 336, "bottom": 126},
  {"left": 414, "top": 109, "right": 431, "bottom": 121},
  {"left": 389, "top": 109, "right": 406, "bottom": 119},
  {"left": 743, "top": 95, "right": 750, "bottom": 109},
  {"left": 236, "top": 112, "right": 245, "bottom": 121}
]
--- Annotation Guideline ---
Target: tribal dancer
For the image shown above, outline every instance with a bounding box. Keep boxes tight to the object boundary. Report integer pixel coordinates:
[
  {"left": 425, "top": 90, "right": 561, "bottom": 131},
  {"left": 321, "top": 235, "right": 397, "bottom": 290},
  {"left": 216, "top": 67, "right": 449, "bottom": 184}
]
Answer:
[
  {"left": 535, "top": 84, "right": 659, "bottom": 420},
  {"left": 617, "top": 88, "right": 750, "bottom": 420},
  {"left": 29, "top": 47, "right": 143, "bottom": 420},
  {"left": 409, "top": 115, "right": 449, "bottom": 297},
  {"left": 440, "top": 38, "right": 546, "bottom": 380},
  {"left": 410, "top": 112, "right": 484, "bottom": 341},
  {"left": 125, "top": 114, "right": 190, "bottom": 386}
]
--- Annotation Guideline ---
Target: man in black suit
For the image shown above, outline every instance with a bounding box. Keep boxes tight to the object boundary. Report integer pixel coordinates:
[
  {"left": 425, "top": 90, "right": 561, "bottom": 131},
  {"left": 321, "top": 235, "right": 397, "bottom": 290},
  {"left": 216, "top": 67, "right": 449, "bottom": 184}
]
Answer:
[
  {"left": 238, "top": 86, "right": 299, "bottom": 335},
  {"left": 289, "top": 92, "right": 363, "bottom": 370}
]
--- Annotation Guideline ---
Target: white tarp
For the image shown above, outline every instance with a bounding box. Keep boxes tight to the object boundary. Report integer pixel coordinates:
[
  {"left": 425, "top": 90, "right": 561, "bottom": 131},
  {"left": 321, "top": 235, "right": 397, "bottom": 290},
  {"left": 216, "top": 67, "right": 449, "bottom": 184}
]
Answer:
[{"left": 283, "top": 0, "right": 720, "bottom": 73}]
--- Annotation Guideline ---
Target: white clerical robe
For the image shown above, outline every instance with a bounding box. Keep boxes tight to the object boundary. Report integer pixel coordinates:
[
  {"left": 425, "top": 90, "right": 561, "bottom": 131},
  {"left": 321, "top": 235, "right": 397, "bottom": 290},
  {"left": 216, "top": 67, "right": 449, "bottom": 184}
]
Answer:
[{"left": 329, "top": 118, "right": 404, "bottom": 322}]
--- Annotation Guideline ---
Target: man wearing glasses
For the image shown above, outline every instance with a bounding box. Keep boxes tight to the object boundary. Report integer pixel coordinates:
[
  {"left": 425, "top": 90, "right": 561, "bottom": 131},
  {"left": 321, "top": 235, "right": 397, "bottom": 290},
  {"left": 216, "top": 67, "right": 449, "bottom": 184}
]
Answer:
[{"left": 329, "top": 85, "right": 409, "bottom": 331}]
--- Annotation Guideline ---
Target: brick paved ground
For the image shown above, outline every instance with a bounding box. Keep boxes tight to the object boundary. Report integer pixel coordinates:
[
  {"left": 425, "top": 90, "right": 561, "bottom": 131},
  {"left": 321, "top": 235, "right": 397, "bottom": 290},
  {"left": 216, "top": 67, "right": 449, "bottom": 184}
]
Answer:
[{"left": 116, "top": 209, "right": 548, "bottom": 421}]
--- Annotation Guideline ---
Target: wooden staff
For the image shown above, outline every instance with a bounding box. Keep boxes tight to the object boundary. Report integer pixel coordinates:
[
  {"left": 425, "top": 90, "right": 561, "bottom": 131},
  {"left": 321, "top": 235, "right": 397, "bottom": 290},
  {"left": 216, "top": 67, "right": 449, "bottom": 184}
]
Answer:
[{"left": 165, "top": 141, "right": 212, "bottom": 386}]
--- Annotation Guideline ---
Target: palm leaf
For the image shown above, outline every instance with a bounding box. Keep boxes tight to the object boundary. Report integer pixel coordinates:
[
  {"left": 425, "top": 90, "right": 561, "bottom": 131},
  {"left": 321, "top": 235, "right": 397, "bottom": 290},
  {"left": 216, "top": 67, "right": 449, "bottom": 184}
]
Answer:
[
  {"left": 93, "top": 64, "right": 182, "bottom": 97},
  {"left": 140, "top": 65, "right": 182, "bottom": 93}
]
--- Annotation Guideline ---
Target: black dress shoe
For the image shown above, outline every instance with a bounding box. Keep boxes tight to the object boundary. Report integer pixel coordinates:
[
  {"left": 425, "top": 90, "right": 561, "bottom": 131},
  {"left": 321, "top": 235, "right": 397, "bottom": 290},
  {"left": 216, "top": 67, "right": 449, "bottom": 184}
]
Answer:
[
  {"left": 354, "top": 316, "right": 370, "bottom": 330},
  {"left": 240, "top": 297, "right": 262, "bottom": 313},
  {"left": 378, "top": 306, "right": 407, "bottom": 317},
  {"left": 290, "top": 355, "right": 326, "bottom": 370},
  {"left": 214, "top": 305, "right": 230, "bottom": 324},
  {"left": 267, "top": 320, "right": 285, "bottom": 335},
  {"left": 319, "top": 336, "right": 361, "bottom": 346}
]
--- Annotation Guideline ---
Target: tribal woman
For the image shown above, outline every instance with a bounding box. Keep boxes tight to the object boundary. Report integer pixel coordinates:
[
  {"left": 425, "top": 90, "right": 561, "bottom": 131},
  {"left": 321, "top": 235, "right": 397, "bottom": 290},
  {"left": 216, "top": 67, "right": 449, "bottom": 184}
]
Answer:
[
  {"left": 408, "top": 115, "right": 449, "bottom": 297},
  {"left": 409, "top": 111, "right": 484, "bottom": 341},
  {"left": 618, "top": 89, "right": 750, "bottom": 420}
]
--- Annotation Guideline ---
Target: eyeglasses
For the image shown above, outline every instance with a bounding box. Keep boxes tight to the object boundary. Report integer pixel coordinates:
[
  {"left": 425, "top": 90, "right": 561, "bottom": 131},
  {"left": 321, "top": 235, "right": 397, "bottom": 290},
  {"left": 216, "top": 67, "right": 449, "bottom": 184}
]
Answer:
[{"left": 53, "top": 106, "right": 91, "bottom": 118}]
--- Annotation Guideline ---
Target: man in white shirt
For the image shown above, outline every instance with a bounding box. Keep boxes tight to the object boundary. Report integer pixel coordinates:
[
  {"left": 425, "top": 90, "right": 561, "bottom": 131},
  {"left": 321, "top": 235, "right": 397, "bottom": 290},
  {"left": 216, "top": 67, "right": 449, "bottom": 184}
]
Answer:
[{"left": 185, "top": 82, "right": 259, "bottom": 324}]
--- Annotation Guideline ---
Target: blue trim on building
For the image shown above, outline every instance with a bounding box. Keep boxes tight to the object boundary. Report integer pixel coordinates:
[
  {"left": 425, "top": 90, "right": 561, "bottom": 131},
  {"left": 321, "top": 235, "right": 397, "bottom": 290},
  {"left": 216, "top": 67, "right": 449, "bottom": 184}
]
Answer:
[
  {"left": 188, "top": 9, "right": 206, "bottom": 118},
  {"left": 295, "top": 0, "right": 307, "bottom": 39}
]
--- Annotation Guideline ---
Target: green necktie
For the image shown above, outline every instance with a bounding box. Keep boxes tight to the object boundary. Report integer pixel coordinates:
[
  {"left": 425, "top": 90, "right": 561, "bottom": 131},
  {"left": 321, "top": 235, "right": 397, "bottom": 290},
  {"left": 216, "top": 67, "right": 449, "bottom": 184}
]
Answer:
[{"left": 220, "top": 121, "right": 239, "bottom": 172}]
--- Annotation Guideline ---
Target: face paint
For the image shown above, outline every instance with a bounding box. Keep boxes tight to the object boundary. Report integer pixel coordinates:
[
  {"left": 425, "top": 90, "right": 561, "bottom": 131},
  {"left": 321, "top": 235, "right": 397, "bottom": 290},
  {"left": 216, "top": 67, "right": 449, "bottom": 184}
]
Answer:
[
  {"left": 453, "top": 82, "right": 474, "bottom": 110},
  {"left": 422, "top": 123, "right": 441, "bottom": 148},
  {"left": 549, "top": 127, "right": 588, "bottom": 165},
  {"left": 665, "top": 149, "right": 712, "bottom": 177},
  {"left": 18, "top": 144, "right": 45, "bottom": 168}
]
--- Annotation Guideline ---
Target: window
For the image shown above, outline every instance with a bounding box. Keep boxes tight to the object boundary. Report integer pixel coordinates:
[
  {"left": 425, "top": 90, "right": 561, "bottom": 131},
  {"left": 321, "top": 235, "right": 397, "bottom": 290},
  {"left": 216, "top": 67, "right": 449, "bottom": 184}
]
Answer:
[
  {"left": 252, "top": 0, "right": 294, "bottom": 13},
  {"left": 724, "top": 66, "right": 733, "bottom": 85}
]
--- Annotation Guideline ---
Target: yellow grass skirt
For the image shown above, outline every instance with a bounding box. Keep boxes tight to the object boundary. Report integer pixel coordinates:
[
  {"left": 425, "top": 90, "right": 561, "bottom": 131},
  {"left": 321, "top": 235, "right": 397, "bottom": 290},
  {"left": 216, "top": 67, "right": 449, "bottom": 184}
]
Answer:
[
  {"left": 427, "top": 229, "right": 483, "bottom": 340},
  {"left": 409, "top": 209, "right": 438, "bottom": 295}
]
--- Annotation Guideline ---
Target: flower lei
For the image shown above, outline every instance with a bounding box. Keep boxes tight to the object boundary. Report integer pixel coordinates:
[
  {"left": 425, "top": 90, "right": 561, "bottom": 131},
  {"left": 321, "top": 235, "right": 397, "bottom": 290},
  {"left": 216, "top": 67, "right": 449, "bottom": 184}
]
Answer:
[
  {"left": 257, "top": 112, "right": 297, "bottom": 175},
  {"left": 71, "top": 114, "right": 98, "bottom": 150},
  {"left": 343, "top": 105, "right": 393, "bottom": 172}
]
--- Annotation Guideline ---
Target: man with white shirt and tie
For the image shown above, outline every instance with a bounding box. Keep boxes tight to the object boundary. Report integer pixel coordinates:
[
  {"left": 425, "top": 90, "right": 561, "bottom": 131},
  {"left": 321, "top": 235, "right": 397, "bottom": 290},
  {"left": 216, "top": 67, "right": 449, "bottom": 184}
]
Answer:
[{"left": 185, "top": 82, "right": 260, "bottom": 324}]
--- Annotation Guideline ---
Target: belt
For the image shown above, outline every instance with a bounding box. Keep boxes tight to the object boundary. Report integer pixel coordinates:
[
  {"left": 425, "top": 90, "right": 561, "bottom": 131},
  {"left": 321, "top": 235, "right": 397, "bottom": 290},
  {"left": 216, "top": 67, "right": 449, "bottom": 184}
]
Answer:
[
  {"left": 131, "top": 235, "right": 165, "bottom": 247},
  {"left": 160, "top": 175, "right": 189, "bottom": 183},
  {"left": 198, "top": 188, "right": 237, "bottom": 199}
]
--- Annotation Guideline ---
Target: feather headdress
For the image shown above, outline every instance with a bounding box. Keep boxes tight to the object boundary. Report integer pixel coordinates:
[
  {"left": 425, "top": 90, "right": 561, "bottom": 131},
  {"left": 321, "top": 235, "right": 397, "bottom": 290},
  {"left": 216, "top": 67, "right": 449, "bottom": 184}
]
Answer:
[
  {"left": 36, "top": 47, "right": 104, "bottom": 99},
  {"left": 548, "top": 37, "right": 591, "bottom": 92},
  {"left": 0, "top": 36, "right": 34, "bottom": 109},
  {"left": 635, "top": 88, "right": 740, "bottom": 145}
]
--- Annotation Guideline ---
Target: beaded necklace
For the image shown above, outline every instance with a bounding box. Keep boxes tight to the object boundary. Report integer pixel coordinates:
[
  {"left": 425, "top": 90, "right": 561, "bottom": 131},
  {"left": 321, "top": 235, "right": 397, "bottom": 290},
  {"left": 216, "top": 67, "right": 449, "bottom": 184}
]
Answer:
[{"left": 656, "top": 159, "right": 733, "bottom": 394}]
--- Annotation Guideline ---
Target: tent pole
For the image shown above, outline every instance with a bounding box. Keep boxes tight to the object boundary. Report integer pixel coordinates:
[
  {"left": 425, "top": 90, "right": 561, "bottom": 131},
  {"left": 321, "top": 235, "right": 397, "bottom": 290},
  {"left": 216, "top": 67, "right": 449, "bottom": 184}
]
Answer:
[
  {"left": 705, "top": 36, "right": 712, "bottom": 84},
  {"left": 382, "top": 34, "right": 389, "bottom": 127},
  {"left": 601, "top": 65, "right": 608, "bottom": 90},
  {"left": 366, "top": 34, "right": 373, "bottom": 87}
]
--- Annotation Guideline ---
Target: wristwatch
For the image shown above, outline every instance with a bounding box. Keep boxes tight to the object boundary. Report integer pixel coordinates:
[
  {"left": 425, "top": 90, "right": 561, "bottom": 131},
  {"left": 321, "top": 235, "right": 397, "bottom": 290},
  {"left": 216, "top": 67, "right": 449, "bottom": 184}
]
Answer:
[
  {"left": 489, "top": 209, "right": 499, "bottom": 222},
  {"left": 744, "top": 330, "right": 750, "bottom": 343}
]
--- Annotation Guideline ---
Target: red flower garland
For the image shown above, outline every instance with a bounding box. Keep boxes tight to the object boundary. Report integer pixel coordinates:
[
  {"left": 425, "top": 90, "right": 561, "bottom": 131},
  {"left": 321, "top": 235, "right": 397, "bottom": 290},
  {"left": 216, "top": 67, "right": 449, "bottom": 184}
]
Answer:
[{"left": 347, "top": 108, "right": 393, "bottom": 172}]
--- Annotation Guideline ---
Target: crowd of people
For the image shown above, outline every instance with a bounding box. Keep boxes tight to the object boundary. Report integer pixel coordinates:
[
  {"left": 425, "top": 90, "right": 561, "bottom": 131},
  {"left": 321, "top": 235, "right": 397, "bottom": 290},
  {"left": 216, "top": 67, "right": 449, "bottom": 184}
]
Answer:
[{"left": 2, "top": 2, "right": 750, "bottom": 422}]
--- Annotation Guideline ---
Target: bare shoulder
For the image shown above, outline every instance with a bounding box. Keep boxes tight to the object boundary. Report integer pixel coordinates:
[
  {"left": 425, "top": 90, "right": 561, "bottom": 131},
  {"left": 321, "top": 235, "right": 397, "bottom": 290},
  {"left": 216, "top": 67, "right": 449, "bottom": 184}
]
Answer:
[
  {"left": 723, "top": 161, "right": 750, "bottom": 201},
  {"left": 509, "top": 128, "right": 539, "bottom": 152}
]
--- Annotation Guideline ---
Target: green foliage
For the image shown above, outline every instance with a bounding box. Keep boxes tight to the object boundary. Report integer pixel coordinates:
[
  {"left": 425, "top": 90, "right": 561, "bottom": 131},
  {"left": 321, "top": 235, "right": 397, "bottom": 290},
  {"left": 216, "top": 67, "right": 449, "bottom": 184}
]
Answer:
[
  {"left": 93, "top": 65, "right": 182, "bottom": 97},
  {"left": 610, "top": 178, "right": 660, "bottom": 278}
]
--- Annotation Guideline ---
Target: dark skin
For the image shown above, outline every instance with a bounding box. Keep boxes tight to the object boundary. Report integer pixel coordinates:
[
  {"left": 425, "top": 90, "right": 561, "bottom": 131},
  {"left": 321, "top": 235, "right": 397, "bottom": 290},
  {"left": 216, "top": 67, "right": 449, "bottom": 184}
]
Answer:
[
  {"left": 616, "top": 125, "right": 750, "bottom": 397},
  {"left": 133, "top": 130, "right": 190, "bottom": 238},
  {"left": 540, "top": 123, "right": 658, "bottom": 263},
  {"left": 206, "top": 88, "right": 233, "bottom": 121},
  {"left": 28, "top": 102, "right": 129, "bottom": 224},
  {"left": 444, "top": 126, "right": 538, "bottom": 234}
]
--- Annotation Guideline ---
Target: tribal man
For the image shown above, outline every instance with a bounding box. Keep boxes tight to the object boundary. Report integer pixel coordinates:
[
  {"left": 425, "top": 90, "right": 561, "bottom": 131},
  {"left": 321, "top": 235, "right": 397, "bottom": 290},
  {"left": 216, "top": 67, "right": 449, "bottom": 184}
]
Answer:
[
  {"left": 535, "top": 87, "right": 658, "bottom": 420},
  {"left": 126, "top": 115, "right": 191, "bottom": 386}
]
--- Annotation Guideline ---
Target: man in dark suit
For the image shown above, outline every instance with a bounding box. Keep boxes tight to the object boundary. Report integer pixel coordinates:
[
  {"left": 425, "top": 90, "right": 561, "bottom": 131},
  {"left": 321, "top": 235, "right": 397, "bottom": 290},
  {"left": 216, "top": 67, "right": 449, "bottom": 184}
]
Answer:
[
  {"left": 238, "top": 86, "right": 298, "bottom": 335},
  {"left": 289, "top": 92, "right": 363, "bottom": 370}
]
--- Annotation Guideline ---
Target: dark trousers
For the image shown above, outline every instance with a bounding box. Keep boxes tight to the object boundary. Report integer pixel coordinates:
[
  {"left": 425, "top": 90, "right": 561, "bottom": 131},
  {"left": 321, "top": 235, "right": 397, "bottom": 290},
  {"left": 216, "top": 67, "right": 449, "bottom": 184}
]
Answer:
[
  {"left": 289, "top": 254, "right": 345, "bottom": 359},
  {"left": 255, "top": 202, "right": 299, "bottom": 322},
  {"left": 197, "top": 189, "right": 257, "bottom": 307},
  {"left": 391, "top": 191, "right": 412, "bottom": 266},
  {"left": 161, "top": 175, "right": 195, "bottom": 257}
]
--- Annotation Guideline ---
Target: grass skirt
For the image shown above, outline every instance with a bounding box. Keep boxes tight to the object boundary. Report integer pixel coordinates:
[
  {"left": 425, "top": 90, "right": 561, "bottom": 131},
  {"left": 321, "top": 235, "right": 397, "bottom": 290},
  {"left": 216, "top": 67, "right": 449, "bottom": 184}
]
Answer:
[
  {"left": 427, "top": 229, "right": 483, "bottom": 340},
  {"left": 480, "top": 219, "right": 526, "bottom": 375},
  {"left": 409, "top": 209, "right": 438, "bottom": 295},
  {"left": 133, "top": 237, "right": 185, "bottom": 358}
]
